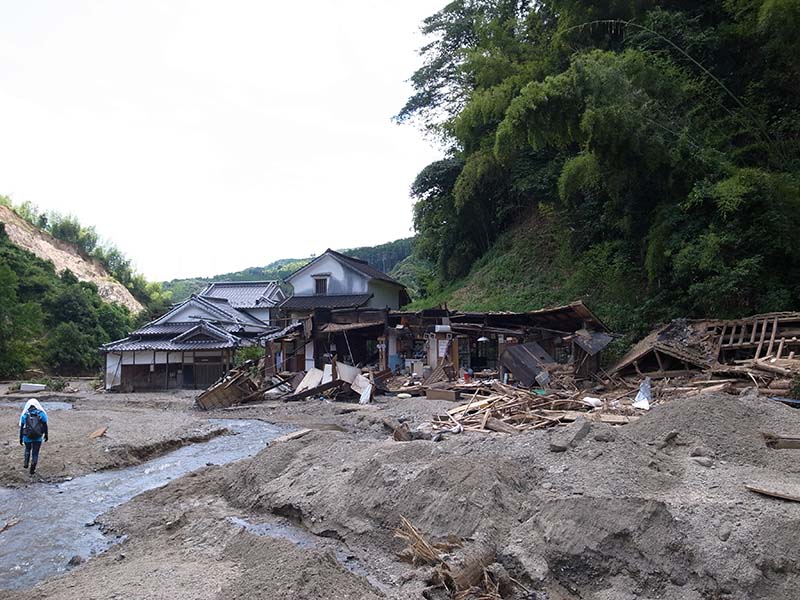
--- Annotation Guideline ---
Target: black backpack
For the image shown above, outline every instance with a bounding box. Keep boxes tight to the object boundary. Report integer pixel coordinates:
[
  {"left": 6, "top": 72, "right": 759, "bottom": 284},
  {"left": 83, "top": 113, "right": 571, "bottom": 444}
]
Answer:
[{"left": 23, "top": 411, "right": 44, "bottom": 438}]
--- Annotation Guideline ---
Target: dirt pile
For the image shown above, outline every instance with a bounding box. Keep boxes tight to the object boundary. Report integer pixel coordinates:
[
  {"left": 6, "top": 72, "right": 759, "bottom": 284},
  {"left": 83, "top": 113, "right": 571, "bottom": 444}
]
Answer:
[{"left": 6, "top": 392, "right": 800, "bottom": 599}]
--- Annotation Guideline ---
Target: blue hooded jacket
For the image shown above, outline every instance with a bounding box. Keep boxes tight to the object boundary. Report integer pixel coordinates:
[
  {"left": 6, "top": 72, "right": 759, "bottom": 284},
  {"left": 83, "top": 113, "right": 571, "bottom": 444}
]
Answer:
[{"left": 19, "top": 400, "right": 48, "bottom": 444}]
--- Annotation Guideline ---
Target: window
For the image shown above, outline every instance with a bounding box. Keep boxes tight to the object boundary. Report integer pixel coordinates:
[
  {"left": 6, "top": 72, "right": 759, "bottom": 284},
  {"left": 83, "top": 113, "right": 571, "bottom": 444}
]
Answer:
[{"left": 315, "top": 277, "right": 328, "bottom": 295}]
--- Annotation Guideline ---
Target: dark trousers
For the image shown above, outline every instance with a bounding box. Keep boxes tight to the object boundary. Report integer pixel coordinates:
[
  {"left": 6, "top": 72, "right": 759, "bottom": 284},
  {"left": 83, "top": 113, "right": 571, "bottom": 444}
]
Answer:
[{"left": 24, "top": 441, "right": 42, "bottom": 465}]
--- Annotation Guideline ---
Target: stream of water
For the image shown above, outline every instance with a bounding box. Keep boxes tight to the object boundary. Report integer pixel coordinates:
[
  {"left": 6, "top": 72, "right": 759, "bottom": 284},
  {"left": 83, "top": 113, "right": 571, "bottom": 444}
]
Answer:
[{"left": 0, "top": 419, "right": 288, "bottom": 590}]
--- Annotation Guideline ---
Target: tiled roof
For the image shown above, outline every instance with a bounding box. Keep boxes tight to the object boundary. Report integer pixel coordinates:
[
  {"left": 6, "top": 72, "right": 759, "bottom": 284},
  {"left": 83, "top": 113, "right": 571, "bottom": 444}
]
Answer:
[
  {"left": 286, "top": 250, "right": 405, "bottom": 288},
  {"left": 324, "top": 249, "right": 404, "bottom": 286},
  {"left": 200, "top": 281, "right": 285, "bottom": 308},
  {"left": 133, "top": 321, "right": 246, "bottom": 335},
  {"left": 152, "top": 295, "right": 267, "bottom": 329},
  {"left": 102, "top": 338, "right": 239, "bottom": 352},
  {"left": 280, "top": 293, "right": 373, "bottom": 311},
  {"left": 103, "top": 319, "right": 243, "bottom": 352}
]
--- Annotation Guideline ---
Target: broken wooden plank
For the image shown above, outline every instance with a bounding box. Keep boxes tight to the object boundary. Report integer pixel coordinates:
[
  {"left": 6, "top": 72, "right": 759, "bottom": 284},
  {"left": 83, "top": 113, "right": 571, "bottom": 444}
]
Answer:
[
  {"left": 745, "top": 484, "right": 800, "bottom": 503},
  {"left": 87, "top": 426, "right": 108, "bottom": 439},
  {"left": 484, "top": 417, "right": 521, "bottom": 434},
  {"left": 426, "top": 389, "right": 462, "bottom": 402},
  {"left": 286, "top": 379, "right": 347, "bottom": 401},
  {"left": 270, "top": 428, "right": 313, "bottom": 444},
  {"left": 294, "top": 368, "right": 324, "bottom": 394},
  {"left": 762, "top": 433, "right": 800, "bottom": 449}
]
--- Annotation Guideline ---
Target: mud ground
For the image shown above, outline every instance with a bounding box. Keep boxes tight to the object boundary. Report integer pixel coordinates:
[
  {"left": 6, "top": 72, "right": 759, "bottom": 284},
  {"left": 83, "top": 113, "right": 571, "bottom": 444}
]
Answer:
[
  {"left": 0, "top": 383, "right": 225, "bottom": 486},
  {"left": 3, "top": 385, "right": 800, "bottom": 599}
]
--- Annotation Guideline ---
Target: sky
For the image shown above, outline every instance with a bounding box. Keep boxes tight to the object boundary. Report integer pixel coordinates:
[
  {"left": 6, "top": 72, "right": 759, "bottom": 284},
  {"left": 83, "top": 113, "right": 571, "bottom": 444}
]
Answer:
[{"left": 0, "top": 0, "right": 445, "bottom": 281}]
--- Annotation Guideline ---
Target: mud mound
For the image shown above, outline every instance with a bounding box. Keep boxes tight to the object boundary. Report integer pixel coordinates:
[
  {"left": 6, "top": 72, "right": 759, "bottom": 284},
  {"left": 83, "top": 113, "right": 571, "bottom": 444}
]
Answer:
[
  {"left": 505, "top": 497, "right": 697, "bottom": 598},
  {"left": 628, "top": 393, "right": 800, "bottom": 471},
  {"left": 219, "top": 533, "right": 382, "bottom": 600},
  {"left": 223, "top": 432, "right": 536, "bottom": 542}
]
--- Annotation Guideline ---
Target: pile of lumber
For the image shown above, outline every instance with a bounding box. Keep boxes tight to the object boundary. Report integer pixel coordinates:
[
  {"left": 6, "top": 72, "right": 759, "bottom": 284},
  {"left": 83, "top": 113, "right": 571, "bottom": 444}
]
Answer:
[
  {"left": 432, "top": 382, "right": 638, "bottom": 434},
  {"left": 195, "top": 366, "right": 261, "bottom": 410}
]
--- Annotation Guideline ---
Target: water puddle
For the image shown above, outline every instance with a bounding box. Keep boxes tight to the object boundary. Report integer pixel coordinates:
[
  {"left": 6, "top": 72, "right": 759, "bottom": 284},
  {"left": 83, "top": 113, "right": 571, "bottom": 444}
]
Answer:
[
  {"left": 0, "top": 401, "right": 73, "bottom": 411},
  {"left": 0, "top": 419, "right": 288, "bottom": 590}
]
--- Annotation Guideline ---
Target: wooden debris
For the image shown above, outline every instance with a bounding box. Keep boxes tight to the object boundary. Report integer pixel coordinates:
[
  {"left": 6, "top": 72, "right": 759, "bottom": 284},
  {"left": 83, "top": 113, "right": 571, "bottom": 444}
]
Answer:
[
  {"left": 0, "top": 518, "right": 20, "bottom": 534},
  {"left": 195, "top": 366, "right": 260, "bottom": 410},
  {"left": 762, "top": 432, "right": 800, "bottom": 449},
  {"left": 87, "top": 426, "right": 108, "bottom": 439},
  {"left": 394, "top": 516, "right": 448, "bottom": 566},
  {"left": 426, "top": 389, "right": 462, "bottom": 402},
  {"left": 745, "top": 484, "right": 800, "bottom": 503},
  {"left": 270, "top": 428, "right": 312, "bottom": 444},
  {"left": 431, "top": 382, "right": 636, "bottom": 434}
]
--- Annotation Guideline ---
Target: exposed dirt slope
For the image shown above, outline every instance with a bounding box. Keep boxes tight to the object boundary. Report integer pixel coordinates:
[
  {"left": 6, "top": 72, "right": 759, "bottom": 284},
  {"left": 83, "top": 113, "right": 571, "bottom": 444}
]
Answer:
[{"left": 0, "top": 205, "right": 143, "bottom": 313}]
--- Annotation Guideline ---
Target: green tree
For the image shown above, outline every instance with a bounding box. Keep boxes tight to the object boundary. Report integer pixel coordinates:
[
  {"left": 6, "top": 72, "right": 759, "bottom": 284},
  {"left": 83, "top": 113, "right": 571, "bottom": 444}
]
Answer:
[
  {"left": 0, "top": 261, "right": 43, "bottom": 378},
  {"left": 44, "top": 322, "right": 99, "bottom": 374}
]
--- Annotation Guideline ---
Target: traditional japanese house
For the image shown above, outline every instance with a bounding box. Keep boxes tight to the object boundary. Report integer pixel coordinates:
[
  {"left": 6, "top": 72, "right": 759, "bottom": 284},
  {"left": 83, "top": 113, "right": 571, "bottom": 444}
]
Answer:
[{"left": 101, "top": 283, "right": 283, "bottom": 391}]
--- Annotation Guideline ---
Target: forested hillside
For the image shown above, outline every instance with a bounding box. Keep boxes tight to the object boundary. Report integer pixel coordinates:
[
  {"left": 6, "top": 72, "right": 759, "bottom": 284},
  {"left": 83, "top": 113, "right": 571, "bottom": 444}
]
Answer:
[
  {"left": 400, "top": 0, "right": 800, "bottom": 337},
  {"left": 0, "top": 198, "right": 172, "bottom": 378},
  {"left": 0, "top": 223, "right": 135, "bottom": 378}
]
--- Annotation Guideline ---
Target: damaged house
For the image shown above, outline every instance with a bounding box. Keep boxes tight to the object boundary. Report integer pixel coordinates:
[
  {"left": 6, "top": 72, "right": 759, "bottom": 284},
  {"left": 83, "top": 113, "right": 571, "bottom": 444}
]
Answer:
[
  {"left": 269, "top": 249, "right": 410, "bottom": 372},
  {"left": 611, "top": 312, "right": 800, "bottom": 379},
  {"left": 387, "top": 301, "right": 612, "bottom": 384},
  {"left": 101, "top": 282, "right": 284, "bottom": 391}
]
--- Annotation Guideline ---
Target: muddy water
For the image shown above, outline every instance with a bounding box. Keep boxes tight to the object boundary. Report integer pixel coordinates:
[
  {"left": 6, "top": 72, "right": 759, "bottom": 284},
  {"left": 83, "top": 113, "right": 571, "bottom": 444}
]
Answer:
[{"left": 0, "top": 419, "right": 288, "bottom": 590}]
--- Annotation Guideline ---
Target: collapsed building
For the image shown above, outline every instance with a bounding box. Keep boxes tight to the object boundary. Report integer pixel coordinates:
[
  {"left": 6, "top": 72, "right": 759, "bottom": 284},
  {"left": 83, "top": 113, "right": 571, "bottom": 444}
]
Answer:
[
  {"left": 611, "top": 312, "right": 800, "bottom": 379},
  {"left": 265, "top": 300, "right": 613, "bottom": 387}
]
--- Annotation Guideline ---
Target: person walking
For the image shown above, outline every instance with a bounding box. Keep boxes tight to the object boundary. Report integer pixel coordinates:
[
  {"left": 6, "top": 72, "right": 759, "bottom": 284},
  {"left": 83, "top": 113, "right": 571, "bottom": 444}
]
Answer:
[{"left": 19, "top": 399, "right": 48, "bottom": 476}]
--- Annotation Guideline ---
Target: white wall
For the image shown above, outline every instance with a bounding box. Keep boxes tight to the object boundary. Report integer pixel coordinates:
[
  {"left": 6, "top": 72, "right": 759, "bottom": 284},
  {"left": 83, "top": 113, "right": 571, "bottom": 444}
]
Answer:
[
  {"left": 158, "top": 301, "right": 221, "bottom": 324},
  {"left": 367, "top": 280, "right": 402, "bottom": 310},
  {"left": 247, "top": 307, "right": 271, "bottom": 324},
  {"left": 288, "top": 254, "right": 369, "bottom": 296},
  {"left": 303, "top": 341, "right": 315, "bottom": 371},
  {"left": 105, "top": 353, "right": 122, "bottom": 389}
]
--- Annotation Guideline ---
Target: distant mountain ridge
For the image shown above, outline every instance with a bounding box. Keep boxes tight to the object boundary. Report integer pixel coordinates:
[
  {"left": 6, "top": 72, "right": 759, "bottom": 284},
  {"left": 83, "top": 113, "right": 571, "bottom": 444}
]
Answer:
[{"left": 162, "top": 238, "right": 418, "bottom": 302}]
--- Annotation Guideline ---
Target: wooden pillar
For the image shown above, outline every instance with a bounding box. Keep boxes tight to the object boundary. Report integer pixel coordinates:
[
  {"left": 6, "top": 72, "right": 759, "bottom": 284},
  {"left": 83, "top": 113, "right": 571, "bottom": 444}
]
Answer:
[
  {"left": 165, "top": 352, "right": 170, "bottom": 389},
  {"left": 193, "top": 350, "right": 196, "bottom": 390}
]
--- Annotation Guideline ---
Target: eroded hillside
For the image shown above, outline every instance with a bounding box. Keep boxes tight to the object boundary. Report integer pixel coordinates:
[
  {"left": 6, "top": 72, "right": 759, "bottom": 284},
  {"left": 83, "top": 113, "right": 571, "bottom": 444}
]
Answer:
[{"left": 0, "top": 205, "right": 143, "bottom": 313}]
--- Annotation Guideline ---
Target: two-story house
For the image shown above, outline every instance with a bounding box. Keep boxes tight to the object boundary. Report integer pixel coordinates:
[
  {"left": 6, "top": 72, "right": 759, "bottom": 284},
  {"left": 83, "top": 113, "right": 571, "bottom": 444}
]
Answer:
[{"left": 272, "top": 249, "right": 410, "bottom": 371}]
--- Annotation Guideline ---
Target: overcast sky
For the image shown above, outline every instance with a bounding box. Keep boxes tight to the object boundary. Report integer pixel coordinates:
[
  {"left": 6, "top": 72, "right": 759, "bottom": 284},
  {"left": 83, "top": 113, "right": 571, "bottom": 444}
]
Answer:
[{"left": 0, "top": 1, "right": 444, "bottom": 281}]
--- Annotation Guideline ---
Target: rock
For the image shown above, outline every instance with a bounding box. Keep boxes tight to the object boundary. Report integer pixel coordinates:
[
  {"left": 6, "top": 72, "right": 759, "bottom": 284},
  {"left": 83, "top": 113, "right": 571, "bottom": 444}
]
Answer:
[
  {"left": 541, "top": 482, "right": 553, "bottom": 490},
  {"left": 116, "top": 553, "right": 126, "bottom": 561},
  {"left": 690, "top": 446, "right": 715, "bottom": 458},
  {"left": 656, "top": 430, "right": 679, "bottom": 450},
  {"left": 589, "top": 449, "right": 604, "bottom": 460},
  {"left": 593, "top": 425, "right": 616, "bottom": 443},
  {"left": 691, "top": 456, "right": 713, "bottom": 468},
  {"left": 718, "top": 521, "right": 733, "bottom": 541},
  {"left": 67, "top": 555, "right": 83, "bottom": 567},
  {"left": 549, "top": 417, "right": 591, "bottom": 452}
]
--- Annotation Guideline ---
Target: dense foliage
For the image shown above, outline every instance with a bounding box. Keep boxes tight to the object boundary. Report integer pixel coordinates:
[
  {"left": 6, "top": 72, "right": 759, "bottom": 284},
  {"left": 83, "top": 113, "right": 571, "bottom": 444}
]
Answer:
[
  {"left": 0, "top": 196, "right": 171, "bottom": 317},
  {"left": 400, "top": 0, "right": 800, "bottom": 334},
  {"left": 0, "top": 224, "right": 135, "bottom": 377}
]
